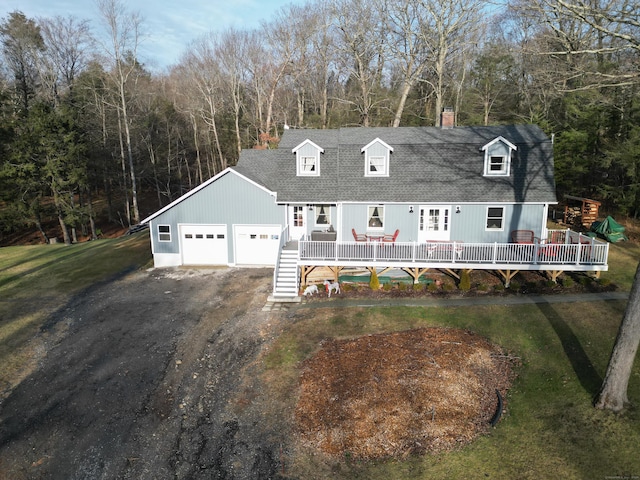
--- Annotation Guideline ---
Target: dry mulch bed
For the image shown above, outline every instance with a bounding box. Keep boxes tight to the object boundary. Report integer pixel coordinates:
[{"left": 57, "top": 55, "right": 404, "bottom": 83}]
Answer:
[{"left": 295, "top": 327, "right": 518, "bottom": 460}]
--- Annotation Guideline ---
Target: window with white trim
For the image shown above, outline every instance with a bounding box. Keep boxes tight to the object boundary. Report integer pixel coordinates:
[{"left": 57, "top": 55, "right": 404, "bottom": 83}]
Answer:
[
  {"left": 314, "top": 205, "right": 331, "bottom": 226},
  {"left": 368, "top": 206, "right": 384, "bottom": 230},
  {"left": 158, "top": 224, "right": 171, "bottom": 242},
  {"left": 482, "top": 136, "right": 516, "bottom": 177},
  {"left": 293, "top": 139, "right": 324, "bottom": 176},
  {"left": 489, "top": 155, "right": 507, "bottom": 174},
  {"left": 300, "top": 156, "right": 317, "bottom": 174},
  {"left": 485, "top": 207, "right": 504, "bottom": 230},
  {"left": 367, "top": 156, "right": 387, "bottom": 175},
  {"left": 362, "top": 138, "right": 393, "bottom": 177}
]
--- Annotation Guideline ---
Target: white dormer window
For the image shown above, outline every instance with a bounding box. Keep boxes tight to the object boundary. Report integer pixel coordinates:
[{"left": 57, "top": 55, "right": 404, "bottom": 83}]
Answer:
[
  {"left": 482, "top": 136, "right": 517, "bottom": 177},
  {"left": 300, "top": 156, "right": 317, "bottom": 173},
  {"left": 362, "top": 138, "right": 393, "bottom": 177},
  {"left": 293, "top": 139, "right": 324, "bottom": 176},
  {"left": 489, "top": 155, "right": 507, "bottom": 174}
]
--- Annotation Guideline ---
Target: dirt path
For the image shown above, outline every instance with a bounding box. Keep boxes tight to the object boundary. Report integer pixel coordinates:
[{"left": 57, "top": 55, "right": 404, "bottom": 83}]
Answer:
[{"left": 0, "top": 267, "right": 287, "bottom": 480}]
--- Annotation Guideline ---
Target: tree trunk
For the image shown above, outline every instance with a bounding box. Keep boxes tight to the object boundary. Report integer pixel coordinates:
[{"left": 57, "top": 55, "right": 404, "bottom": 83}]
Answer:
[
  {"left": 86, "top": 187, "right": 98, "bottom": 240},
  {"left": 57, "top": 210, "right": 71, "bottom": 245},
  {"left": 393, "top": 79, "right": 413, "bottom": 128},
  {"left": 35, "top": 217, "right": 49, "bottom": 244},
  {"left": 121, "top": 90, "right": 140, "bottom": 224},
  {"left": 595, "top": 263, "right": 640, "bottom": 412}
]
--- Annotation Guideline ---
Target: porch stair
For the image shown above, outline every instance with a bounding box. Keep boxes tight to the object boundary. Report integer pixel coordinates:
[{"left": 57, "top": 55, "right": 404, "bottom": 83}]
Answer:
[{"left": 271, "top": 246, "right": 300, "bottom": 300}]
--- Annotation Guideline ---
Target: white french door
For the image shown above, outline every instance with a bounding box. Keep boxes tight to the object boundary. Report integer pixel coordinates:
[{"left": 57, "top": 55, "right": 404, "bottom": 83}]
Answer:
[
  {"left": 288, "top": 205, "right": 307, "bottom": 240},
  {"left": 417, "top": 205, "right": 451, "bottom": 242}
]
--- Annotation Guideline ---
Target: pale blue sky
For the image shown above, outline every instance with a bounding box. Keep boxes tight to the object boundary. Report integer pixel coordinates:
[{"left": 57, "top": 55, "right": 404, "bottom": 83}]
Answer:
[{"left": 1, "top": 0, "right": 302, "bottom": 71}]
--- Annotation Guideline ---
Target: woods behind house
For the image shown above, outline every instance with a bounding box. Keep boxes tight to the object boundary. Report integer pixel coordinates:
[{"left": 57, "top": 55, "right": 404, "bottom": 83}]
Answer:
[{"left": 1, "top": 0, "right": 639, "bottom": 243}]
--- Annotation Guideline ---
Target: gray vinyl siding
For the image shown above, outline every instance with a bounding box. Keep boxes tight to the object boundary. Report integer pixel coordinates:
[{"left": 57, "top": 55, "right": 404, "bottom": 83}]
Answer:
[
  {"left": 339, "top": 202, "right": 546, "bottom": 243},
  {"left": 150, "top": 171, "right": 284, "bottom": 262},
  {"left": 450, "top": 204, "right": 545, "bottom": 243},
  {"left": 340, "top": 204, "right": 415, "bottom": 242}
]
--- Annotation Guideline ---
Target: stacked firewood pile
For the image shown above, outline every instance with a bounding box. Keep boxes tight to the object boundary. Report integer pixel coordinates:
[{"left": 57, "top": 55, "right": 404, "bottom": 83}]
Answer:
[{"left": 564, "top": 206, "right": 583, "bottom": 226}]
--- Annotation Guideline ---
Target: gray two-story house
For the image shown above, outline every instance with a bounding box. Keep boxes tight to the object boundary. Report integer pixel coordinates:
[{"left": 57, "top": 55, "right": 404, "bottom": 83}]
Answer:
[{"left": 142, "top": 122, "right": 608, "bottom": 297}]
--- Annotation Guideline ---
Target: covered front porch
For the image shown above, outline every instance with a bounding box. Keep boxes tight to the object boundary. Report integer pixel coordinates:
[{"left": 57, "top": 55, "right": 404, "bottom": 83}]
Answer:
[{"left": 292, "top": 229, "right": 609, "bottom": 290}]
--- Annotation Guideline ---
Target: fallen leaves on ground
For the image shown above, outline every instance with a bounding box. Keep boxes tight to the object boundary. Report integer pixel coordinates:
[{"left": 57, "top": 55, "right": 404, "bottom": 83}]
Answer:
[{"left": 295, "top": 327, "right": 517, "bottom": 459}]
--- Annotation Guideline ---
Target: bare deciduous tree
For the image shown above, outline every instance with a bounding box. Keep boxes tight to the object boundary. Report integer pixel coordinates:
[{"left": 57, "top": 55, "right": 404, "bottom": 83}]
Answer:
[
  {"left": 38, "top": 15, "right": 92, "bottom": 102},
  {"left": 95, "top": 0, "right": 143, "bottom": 224},
  {"left": 511, "top": 0, "right": 640, "bottom": 90},
  {"left": 419, "top": 0, "right": 486, "bottom": 126},
  {"left": 331, "top": 0, "right": 389, "bottom": 126}
]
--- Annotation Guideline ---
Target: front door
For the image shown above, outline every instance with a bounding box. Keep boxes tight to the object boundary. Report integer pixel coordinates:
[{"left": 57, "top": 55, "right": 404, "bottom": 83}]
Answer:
[
  {"left": 417, "top": 205, "right": 451, "bottom": 242},
  {"left": 288, "top": 205, "right": 307, "bottom": 240}
]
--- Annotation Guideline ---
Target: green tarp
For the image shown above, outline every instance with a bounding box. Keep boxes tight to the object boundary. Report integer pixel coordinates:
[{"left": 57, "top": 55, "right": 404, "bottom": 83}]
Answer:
[{"left": 590, "top": 216, "right": 628, "bottom": 243}]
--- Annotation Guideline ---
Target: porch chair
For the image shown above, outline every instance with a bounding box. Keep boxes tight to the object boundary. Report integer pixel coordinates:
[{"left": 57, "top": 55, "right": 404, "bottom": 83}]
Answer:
[
  {"left": 352, "top": 228, "right": 367, "bottom": 242},
  {"left": 510, "top": 230, "right": 538, "bottom": 244},
  {"left": 382, "top": 229, "right": 399, "bottom": 243}
]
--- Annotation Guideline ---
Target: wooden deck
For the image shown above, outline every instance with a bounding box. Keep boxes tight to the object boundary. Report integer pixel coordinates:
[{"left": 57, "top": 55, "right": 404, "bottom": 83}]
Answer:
[{"left": 295, "top": 229, "right": 609, "bottom": 286}]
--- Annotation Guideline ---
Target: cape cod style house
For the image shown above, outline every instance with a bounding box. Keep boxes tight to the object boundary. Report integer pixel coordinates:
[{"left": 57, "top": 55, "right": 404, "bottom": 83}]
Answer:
[{"left": 141, "top": 119, "right": 609, "bottom": 298}]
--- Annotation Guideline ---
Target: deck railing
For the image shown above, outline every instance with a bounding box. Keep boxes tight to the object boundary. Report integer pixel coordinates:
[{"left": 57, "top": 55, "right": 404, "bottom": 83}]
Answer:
[
  {"left": 299, "top": 231, "right": 608, "bottom": 267},
  {"left": 272, "top": 224, "right": 290, "bottom": 290}
]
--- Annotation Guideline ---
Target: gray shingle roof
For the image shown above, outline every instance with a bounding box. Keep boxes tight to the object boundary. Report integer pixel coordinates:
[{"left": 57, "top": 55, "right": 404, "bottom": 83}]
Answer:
[{"left": 234, "top": 125, "right": 556, "bottom": 204}]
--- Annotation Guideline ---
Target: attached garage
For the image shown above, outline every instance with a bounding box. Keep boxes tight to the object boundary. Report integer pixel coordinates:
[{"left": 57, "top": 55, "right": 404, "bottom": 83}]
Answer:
[
  {"left": 234, "top": 225, "right": 282, "bottom": 265},
  {"left": 180, "top": 224, "right": 228, "bottom": 265},
  {"left": 142, "top": 169, "right": 286, "bottom": 268}
]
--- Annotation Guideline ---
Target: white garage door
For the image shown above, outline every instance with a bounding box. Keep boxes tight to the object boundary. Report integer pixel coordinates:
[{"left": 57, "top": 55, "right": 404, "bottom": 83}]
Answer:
[
  {"left": 180, "top": 224, "right": 228, "bottom": 265},
  {"left": 234, "top": 225, "right": 282, "bottom": 266}
]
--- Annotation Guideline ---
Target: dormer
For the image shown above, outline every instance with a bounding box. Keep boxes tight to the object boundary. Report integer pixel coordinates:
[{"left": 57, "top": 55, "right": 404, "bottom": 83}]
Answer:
[
  {"left": 293, "top": 139, "right": 324, "bottom": 176},
  {"left": 481, "top": 136, "right": 517, "bottom": 176},
  {"left": 362, "top": 138, "right": 393, "bottom": 177}
]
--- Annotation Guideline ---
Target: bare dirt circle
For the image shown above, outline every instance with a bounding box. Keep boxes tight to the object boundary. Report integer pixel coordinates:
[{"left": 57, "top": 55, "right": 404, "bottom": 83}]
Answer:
[{"left": 295, "top": 327, "right": 517, "bottom": 459}]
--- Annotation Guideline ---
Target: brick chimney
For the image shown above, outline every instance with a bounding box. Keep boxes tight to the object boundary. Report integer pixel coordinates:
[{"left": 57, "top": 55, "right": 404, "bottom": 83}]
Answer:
[{"left": 441, "top": 107, "right": 454, "bottom": 129}]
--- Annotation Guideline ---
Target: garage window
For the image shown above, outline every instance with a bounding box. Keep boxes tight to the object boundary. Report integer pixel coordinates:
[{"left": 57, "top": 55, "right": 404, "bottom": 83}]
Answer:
[{"left": 158, "top": 224, "right": 171, "bottom": 242}]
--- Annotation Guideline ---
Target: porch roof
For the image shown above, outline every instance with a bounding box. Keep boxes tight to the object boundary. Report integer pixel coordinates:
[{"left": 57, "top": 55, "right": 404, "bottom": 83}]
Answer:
[{"left": 235, "top": 125, "right": 557, "bottom": 205}]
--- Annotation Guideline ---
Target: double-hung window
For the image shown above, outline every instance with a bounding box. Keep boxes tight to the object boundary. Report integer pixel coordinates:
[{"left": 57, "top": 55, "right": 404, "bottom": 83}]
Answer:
[
  {"left": 158, "top": 224, "right": 171, "bottom": 242},
  {"left": 368, "top": 206, "right": 384, "bottom": 230},
  {"left": 482, "top": 137, "right": 517, "bottom": 177},
  {"left": 300, "top": 156, "right": 317, "bottom": 174},
  {"left": 293, "top": 139, "right": 324, "bottom": 176},
  {"left": 485, "top": 207, "right": 504, "bottom": 230},
  {"left": 362, "top": 138, "right": 393, "bottom": 177},
  {"left": 367, "top": 156, "right": 386, "bottom": 175},
  {"left": 315, "top": 205, "right": 330, "bottom": 226},
  {"left": 489, "top": 155, "right": 507, "bottom": 174}
]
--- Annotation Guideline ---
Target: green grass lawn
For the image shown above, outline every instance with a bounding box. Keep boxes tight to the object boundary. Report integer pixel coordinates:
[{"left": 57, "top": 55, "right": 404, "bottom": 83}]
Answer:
[
  {"left": 266, "top": 241, "right": 640, "bottom": 479},
  {"left": 1, "top": 233, "right": 638, "bottom": 479},
  {"left": 602, "top": 240, "right": 640, "bottom": 291},
  {"left": 269, "top": 300, "right": 640, "bottom": 479},
  {"left": 0, "top": 231, "right": 152, "bottom": 396}
]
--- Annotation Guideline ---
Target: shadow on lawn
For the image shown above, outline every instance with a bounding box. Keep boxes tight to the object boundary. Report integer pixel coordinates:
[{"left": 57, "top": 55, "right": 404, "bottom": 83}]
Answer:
[{"left": 536, "top": 300, "right": 603, "bottom": 397}]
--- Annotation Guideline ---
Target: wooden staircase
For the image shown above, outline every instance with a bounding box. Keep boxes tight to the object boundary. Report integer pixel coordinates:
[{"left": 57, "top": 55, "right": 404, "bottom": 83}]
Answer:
[{"left": 271, "top": 244, "right": 299, "bottom": 299}]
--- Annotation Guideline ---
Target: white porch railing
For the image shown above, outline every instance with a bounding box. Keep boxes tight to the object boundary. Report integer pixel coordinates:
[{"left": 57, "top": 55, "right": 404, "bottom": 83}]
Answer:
[
  {"left": 272, "top": 224, "right": 289, "bottom": 289},
  {"left": 298, "top": 230, "right": 608, "bottom": 267}
]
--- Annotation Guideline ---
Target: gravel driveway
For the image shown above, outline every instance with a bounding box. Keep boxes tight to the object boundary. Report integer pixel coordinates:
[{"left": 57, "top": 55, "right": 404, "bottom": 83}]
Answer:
[{"left": 0, "top": 267, "right": 288, "bottom": 479}]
